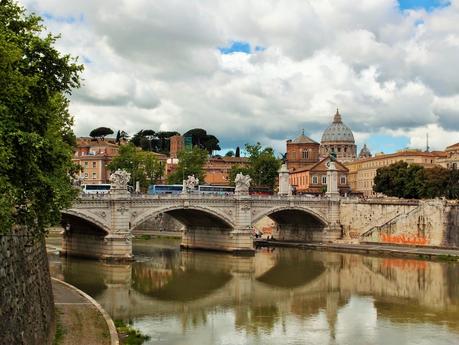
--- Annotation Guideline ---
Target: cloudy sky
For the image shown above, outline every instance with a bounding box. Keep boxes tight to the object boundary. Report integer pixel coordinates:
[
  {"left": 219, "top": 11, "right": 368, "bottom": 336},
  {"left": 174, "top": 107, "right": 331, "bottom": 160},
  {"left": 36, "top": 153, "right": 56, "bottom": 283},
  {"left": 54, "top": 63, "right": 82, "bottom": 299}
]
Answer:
[{"left": 18, "top": 0, "right": 459, "bottom": 154}]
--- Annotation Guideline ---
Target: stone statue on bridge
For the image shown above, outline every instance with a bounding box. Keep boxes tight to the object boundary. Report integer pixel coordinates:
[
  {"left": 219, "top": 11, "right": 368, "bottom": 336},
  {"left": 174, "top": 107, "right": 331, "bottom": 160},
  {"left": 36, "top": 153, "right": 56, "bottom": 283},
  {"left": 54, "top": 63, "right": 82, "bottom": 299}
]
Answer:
[
  {"left": 109, "top": 169, "right": 131, "bottom": 190},
  {"left": 235, "top": 173, "right": 251, "bottom": 194},
  {"left": 182, "top": 175, "right": 199, "bottom": 193}
]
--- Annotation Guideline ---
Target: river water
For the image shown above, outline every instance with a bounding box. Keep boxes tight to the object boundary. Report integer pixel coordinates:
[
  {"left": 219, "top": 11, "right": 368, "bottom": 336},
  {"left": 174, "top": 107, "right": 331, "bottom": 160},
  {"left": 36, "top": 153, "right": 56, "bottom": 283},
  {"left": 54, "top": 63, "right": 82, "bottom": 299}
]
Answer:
[{"left": 47, "top": 238, "right": 459, "bottom": 345}]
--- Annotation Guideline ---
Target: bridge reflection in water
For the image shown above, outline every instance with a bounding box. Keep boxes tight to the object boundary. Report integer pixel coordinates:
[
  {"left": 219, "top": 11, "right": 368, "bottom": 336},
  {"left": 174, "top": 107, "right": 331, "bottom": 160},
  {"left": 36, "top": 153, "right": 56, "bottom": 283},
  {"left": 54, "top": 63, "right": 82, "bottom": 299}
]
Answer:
[{"left": 48, "top": 238, "right": 459, "bottom": 344}]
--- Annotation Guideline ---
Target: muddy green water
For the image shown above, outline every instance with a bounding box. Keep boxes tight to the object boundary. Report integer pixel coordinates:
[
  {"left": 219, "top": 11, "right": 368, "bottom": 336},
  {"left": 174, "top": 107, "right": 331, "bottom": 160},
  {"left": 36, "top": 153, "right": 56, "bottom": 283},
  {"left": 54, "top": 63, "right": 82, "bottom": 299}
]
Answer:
[{"left": 47, "top": 238, "right": 459, "bottom": 345}]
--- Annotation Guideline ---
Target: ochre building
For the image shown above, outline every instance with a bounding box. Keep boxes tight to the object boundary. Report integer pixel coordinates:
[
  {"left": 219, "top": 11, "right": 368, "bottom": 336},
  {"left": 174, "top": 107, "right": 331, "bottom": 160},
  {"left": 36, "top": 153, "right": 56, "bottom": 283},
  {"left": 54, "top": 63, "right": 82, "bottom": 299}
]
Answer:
[
  {"left": 289, "top": 157, "right": 350, "bottom": 194},
  {"left": 436, "top": 142, "right": 459, "bottom": 170},
  {"left": 345, "top": 149, "right": 447, "bottom": 197},
  {"left": 73, "top": 138, "right": 120, "bottom": 184}
]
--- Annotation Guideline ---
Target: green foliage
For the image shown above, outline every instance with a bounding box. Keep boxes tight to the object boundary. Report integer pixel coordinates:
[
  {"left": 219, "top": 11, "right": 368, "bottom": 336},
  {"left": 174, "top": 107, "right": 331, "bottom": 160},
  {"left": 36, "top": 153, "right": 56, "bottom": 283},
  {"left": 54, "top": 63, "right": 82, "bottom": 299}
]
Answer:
[
  {"left": 115, "top": 320, "right": 150, "bottom": 345},
  {"left": 374, "top": 161, "right": 459, "bottom": 199},
  {"left": 0, "top": 1, "right": 82, "bottom": 234},
  {"left": 168, "top": 147, "right": 208, "bottom": 184},
  {"left": 225, "top": 150, "right": 234, "bottom": 157},
  {"left": 131, "top": 129, "right": 179, "bottom": 153},
  {"left": 228, "top": 143, "right": 280, "bottom": 188},
  {"left": 183, "top": 128, "right": 221, "bottom": 154},
  {"left": 108, "top": 143, "right": 163, "bottom": 189},
  {"left": 235, "top": 146, "right": 240, "bottom": 157},
  {"left": 245, "top": 143, "right": 281, "bottom": 188},
  {"left": 89, "top": 127, "right": 113, "bottom": 139}
]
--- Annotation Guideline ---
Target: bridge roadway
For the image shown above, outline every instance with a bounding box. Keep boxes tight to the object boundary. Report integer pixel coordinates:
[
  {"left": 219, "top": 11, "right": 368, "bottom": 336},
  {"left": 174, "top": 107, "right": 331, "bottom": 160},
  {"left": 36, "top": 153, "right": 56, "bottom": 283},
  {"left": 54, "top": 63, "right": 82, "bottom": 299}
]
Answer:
[{"left": 61, "top": 188, "right": 342, "bottom": 260}]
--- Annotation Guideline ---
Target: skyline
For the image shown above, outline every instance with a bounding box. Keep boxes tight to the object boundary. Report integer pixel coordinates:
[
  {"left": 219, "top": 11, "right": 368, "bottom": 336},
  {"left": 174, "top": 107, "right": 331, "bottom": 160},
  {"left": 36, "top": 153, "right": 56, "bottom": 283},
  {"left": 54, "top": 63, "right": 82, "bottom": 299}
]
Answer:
[{"left": 18, "top": 0, "right": 459, "bottom": 154}]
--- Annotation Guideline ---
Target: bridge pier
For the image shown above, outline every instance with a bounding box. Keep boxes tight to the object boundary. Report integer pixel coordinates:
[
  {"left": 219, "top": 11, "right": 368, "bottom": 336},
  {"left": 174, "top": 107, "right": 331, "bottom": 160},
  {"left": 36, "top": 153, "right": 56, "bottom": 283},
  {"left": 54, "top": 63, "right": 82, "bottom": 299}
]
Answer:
[{"left": 180, "top": 227, "right": 254, "bottom": 255}]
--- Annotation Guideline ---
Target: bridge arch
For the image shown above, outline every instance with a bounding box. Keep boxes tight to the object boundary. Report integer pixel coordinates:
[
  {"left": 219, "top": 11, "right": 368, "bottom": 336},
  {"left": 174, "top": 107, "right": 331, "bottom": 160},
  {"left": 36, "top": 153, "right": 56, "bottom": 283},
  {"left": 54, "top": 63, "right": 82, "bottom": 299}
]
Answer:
[
  {"left": 131, "top": 205, "right": 235, "bottom": 230},
  {"left": 252, "top": 206, "right": 329, "bottom": 228},
  {"left": 61, "top": 209, "right": 111, "bottom": 234}
]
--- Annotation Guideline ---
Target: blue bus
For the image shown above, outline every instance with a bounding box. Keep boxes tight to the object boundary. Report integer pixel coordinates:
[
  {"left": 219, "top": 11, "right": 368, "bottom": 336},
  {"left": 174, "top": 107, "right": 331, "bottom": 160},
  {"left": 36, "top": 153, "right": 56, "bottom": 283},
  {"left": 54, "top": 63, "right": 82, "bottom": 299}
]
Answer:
[
  {"left": 198, "top": 185, "right": 235, "bottom": 194},
  {"left": 148, "top": 184, "right": 183, "bottom": 194}
]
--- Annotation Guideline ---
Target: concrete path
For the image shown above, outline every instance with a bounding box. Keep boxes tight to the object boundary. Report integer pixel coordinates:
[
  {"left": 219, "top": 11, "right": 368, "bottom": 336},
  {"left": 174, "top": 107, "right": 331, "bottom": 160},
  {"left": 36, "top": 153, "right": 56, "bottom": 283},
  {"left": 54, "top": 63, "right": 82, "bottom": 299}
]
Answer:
[
  {"left": 52, "top": 278, "right": 119, "bottom": 345},
  {"left": 255, "top": 240, "right": 459, "bottom": 259}
]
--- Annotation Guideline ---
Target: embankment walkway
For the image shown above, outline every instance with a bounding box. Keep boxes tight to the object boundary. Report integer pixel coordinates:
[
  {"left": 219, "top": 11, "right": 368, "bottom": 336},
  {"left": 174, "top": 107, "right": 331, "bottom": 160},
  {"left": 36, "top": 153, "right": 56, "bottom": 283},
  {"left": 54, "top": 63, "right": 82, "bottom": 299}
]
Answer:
[
  {"left": 255, "top": 240, "right": 459, "bottom": 260},
  {"left": 52, "top": 278, "right": 119, "bottom": 345}
]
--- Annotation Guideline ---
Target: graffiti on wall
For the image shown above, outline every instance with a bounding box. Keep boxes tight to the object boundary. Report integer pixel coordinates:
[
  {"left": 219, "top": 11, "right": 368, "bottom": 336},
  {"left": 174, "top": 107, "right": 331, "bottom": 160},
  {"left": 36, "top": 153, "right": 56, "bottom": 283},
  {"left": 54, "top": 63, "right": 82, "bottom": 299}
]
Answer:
[{"left": 380, "top": 233, "right": 428, "bottom": 245}]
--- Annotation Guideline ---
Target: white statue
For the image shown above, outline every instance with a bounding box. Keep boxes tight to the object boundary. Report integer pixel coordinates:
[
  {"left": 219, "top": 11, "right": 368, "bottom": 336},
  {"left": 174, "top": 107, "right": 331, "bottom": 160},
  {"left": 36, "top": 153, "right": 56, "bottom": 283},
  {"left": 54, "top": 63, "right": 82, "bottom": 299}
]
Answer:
[
  {"left": 109, "top": 169, "right": 131, "bottom": 190},
  {"left": 235, "top": 173, "right": 251, "bottom": 194},
  {"left": 183, "top": 175, "right": 199, "bottom": 192}
]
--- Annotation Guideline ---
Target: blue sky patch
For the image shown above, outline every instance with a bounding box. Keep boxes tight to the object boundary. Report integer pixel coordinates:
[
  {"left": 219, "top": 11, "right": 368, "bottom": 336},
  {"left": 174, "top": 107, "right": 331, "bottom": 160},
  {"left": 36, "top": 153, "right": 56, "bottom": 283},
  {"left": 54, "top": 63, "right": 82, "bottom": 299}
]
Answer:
[
  {"left": 219, "top": 41, "right": 252, "bottom": 54},
  {"left": 398, "top": 0, "right": 451, "bottom": 11},
  {"left": 366, "top": 134, "right": 410, "bottom": 154},
  {"left": 42, "top": 12, "right": 84, "bottom": 24}
]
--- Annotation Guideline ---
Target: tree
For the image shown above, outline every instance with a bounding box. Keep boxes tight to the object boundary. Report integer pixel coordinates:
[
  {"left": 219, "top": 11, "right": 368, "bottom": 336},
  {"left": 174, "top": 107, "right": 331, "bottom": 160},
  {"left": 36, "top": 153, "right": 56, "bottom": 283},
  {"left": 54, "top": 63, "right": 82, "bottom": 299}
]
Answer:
[
  {"left": 235, "top": 146, "right": 241, "bottom": 157},
  {"left": 245, "top": 143, "right": 281, "bottom": 188},
  {"left": 0, "top": 1, "right": 83, "bottom": 234},
  {"left": 417, "top": 166, "right": 449, "bottom": 198},
  {"left": 183, "top": 128, "right": 221, "bottom": 154},
  {"left": 225, "top": 150, "right": 235, "bottom": 157},
  {"left": 108, "top": 143, "right": 163, "bottom": 189},
  {"left": 168, "top": 147, "right": 208, "bottom": 184},
  {"left": 374, "top": 161, "right": 421, "bottom": 198},
  {"left": 89, "top": 127, "right": 114, "bottom": 140}
]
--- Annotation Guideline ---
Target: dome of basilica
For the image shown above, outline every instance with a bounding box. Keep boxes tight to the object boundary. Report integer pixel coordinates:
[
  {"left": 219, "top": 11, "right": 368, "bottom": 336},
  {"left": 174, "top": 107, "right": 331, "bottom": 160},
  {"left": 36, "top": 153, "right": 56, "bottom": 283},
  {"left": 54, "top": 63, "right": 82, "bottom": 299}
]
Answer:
[{"left": 321, "top": 109, "right": 355, "bottom": 143}]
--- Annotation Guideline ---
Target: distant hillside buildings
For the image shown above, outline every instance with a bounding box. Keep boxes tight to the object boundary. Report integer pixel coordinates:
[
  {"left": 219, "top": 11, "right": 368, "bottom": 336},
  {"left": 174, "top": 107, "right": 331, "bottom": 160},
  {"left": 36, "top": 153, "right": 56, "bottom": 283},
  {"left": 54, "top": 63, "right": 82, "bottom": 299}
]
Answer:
[{"left": 73, "top": 109, "right": 459, "bottom": 194}]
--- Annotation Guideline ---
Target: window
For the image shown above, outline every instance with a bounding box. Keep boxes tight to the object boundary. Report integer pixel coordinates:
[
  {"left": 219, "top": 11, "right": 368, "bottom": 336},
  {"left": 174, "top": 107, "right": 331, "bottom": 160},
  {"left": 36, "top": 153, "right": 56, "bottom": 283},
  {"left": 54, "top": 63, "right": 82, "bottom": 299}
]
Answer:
[
  {"left": 338, "top": 147, "right": 341, "bottom": 153},
  {"left": 322, "top": 176, "right": 327, "bottom": 184},
  {"left": 84, "top": 172, "right": 88, "bottom": 177},
  {"left": 290, "top": 152, "right": 296, "bottom": 160},
  {"left": 340, "top": 176, "right": 347, "bottom": 184},
  {"left": 92, "top": 162, "right": 96, "bottom": 168},
  {"left": 312, "top": 176, "right": 318, "bottom": 184},
  {"left": 302, "top": 150, "right": 309, "bottom": 159},
  {"left": 84, "top": 161, "right": 88, "bottom": 168},
  {"left": 344, "top": 147, "right": 347, "bottom": 153},
  {"left": 453, "top": 163, "right": 458, "bottom": 170},
  {"left": 92, "top": 172, "right": 97, "bottom": 179}
]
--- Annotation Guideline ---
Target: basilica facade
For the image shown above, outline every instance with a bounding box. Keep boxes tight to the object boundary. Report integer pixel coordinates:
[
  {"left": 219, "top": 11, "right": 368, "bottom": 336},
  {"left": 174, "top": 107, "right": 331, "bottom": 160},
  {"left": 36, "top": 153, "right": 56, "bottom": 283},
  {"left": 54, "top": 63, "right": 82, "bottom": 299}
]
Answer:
[{"left": 286, "top": 109, "right": 358, "bottom": 194}]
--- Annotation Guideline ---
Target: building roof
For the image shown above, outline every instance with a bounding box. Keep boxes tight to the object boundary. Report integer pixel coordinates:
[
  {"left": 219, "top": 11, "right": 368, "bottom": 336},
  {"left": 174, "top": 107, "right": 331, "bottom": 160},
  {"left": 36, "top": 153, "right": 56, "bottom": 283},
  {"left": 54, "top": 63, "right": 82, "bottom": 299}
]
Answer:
[
  {"left": 290, "top": 130, "right": 319, "bottom": 144},
  {"left": 321, "top": 109, "right": 355, "bottom": 144},
  {"left": 446, "top": 142, "right": 459, "bottom": 151},
  {"left": 345, "top": 149, "right": 447, "bottom": 166}
]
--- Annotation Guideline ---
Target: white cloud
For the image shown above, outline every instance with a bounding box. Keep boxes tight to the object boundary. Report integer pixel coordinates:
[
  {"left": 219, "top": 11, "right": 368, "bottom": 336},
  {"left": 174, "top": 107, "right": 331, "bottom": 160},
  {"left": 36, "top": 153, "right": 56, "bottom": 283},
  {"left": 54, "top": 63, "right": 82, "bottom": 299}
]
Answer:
[{"left": 18, "top": 0, "right": 459, "bottom": 152}]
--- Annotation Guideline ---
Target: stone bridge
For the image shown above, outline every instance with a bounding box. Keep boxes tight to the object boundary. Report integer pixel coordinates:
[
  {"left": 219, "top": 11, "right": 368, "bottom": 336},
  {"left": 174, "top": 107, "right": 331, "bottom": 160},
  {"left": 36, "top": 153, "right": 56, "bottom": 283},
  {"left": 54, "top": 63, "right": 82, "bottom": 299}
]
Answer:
[
  {"left": 61, "top": 187, "right": 341, "bottom": 260},
  {"left": 61, "top": 184, "right": 458, "bottom": 260}
]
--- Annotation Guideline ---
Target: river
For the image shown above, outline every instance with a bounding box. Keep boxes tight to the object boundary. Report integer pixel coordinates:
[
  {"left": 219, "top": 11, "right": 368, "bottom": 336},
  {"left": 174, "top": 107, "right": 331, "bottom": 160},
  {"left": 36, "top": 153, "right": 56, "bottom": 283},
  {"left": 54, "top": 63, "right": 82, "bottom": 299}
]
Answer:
[{"left": 47, "top": 237, "right": 459, "bottom": 345}]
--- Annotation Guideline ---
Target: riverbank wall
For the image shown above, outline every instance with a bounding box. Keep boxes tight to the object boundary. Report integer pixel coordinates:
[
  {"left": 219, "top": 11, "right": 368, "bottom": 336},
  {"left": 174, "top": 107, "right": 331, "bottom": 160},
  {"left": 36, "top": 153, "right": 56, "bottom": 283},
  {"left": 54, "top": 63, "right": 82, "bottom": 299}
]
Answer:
[
  {"left": 0, "top": 229, "right": 55, "bottom": 345},
  {"left": 340, "top": 199, "right": 459, "bottom": 248}
]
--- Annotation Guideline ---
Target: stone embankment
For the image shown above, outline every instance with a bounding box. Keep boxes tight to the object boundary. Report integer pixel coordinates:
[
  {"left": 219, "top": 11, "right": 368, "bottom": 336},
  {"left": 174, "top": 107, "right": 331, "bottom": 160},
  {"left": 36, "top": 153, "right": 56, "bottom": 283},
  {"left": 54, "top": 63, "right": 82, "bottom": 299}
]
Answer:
[{"left": 0, "top": 230, "right": 55, "bottom": 345}]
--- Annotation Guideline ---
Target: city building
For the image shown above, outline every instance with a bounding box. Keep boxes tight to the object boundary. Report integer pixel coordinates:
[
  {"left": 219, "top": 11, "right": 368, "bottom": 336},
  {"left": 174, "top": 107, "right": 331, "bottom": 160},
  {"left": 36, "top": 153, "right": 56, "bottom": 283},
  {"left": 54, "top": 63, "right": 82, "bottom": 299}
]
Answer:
[
  {"left": 204, "top": 156, "right": 250, "bottom": 185},
  {"left": 345, "top": 149, "right": 447, "bottom": 196},
  {"left": 289, "top": 157, "right": 350, "bottom": 194},
  {"left": 169, "top": 134, "right": 184, "bottom": 158},
  {"left": 319, "top": 109, "right": 357, "bottom": 162},
  {"left": 436, "top": 142, "right": 459, "bottom": 170},
  {"left": 73, "top": 138, "right": 120, "bottom": 184},
  {"left": 286, "top": 131, "right": 320, "bottom": 171}
]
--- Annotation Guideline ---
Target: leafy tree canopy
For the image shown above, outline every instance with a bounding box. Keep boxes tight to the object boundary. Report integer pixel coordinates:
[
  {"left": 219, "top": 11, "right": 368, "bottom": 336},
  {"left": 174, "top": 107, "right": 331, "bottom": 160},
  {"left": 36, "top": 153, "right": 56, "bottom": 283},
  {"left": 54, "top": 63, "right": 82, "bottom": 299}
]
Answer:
[
  {"left": 108, "top": 143, "right": 163, "bottom": 189},
  {"left": 183, "top": 128, "right": 221, "bottom": 154},
  {"left": 89, "top": 126, "right": 113, "bottom": 140},
  {"left": 225, "top": 150, "right": 234, "bottom": 157},
  {"left": 244, "top": 143, "right": 281, "bottom": 188},
  {"left": 168, "top": 147, "right": 208, "bottom": 184},
  {"left": 235, "top": 146, "right": 240, "bottom": 157},
  {"left": 373, "top": 161, "right": 459, "bottom": 199},
  {"left": 0, "top": 0, "right": 83, "bottom": 234}
]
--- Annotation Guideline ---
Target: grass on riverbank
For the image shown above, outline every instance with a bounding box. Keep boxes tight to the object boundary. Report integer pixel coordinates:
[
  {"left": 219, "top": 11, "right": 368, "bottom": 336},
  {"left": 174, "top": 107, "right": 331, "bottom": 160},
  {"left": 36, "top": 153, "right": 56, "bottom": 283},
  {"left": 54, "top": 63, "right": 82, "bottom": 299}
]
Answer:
[
  {"left": 115, "top": 320, "right": 150, "bottom": 345},
  {"left": 53, "top": 310, "right": 65, "bottom": 345}
]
